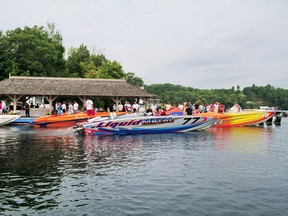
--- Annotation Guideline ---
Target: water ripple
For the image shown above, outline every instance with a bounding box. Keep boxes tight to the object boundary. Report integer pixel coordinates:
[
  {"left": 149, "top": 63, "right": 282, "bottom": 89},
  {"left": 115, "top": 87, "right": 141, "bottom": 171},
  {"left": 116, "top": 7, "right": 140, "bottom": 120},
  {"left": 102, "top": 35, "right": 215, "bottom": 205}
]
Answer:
[{"left": 1, "top": 119, "right": 288, "bottom": 215}]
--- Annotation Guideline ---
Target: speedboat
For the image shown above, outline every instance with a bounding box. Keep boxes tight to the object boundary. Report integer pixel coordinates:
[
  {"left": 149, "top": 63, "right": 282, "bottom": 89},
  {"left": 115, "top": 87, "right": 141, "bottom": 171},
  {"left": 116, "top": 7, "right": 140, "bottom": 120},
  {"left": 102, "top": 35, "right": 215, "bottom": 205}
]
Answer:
[
  {"left": 197, "top": 110, "right": 275, "bottom": 127},
  {"left": 31, "top": 111, "right": 126, "bottom": 128},
  {"left": 0, "top": 115, "right": 21, "bottom": 126},
  {"left": 76, "top": 114, "right": 217, "bottom": 135}
]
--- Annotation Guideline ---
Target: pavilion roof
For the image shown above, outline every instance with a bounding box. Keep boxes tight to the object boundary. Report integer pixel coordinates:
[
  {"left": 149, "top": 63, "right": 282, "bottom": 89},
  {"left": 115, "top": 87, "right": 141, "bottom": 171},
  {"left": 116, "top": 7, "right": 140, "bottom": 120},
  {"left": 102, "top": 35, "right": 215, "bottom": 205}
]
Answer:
[{"left": 0, "top": 76, "right": 155, "bottom": 98}]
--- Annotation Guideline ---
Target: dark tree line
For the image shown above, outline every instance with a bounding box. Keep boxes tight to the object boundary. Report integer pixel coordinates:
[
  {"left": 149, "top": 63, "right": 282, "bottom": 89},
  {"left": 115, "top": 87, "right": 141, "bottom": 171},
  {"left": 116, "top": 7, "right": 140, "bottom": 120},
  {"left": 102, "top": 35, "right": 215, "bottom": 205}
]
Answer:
[
  {"left": 144, "top": 83, "right": 288, "bottom": 109},
  {"left": 243, "top": 84, "right": 288, "bottom": 108}
]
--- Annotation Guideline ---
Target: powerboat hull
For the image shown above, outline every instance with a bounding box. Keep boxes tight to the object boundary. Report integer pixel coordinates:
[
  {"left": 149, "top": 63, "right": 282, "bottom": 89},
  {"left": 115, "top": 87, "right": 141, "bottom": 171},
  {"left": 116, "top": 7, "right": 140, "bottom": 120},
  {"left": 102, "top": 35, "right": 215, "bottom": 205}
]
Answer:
[
  {"left": 0, "top": 115, "right": 21, "bottom": 126},
  {"left": 80, "top": 115, "right": 217, "bottom": 135},
  {"left": 197, "top": 110, "right": 275, "bottom": 127},
  {"left": 31, "top": 112, "right": 126, "bottom": 128}
]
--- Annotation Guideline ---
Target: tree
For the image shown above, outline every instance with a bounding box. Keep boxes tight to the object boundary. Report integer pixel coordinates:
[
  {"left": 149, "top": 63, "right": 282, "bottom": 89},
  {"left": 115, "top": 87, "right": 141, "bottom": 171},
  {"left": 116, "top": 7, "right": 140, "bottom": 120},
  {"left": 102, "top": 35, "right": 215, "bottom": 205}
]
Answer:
[
  {"left": 90, "top": 54, "right": 108, "bottom": 68},
  {"left": 98, "top": 60, "right": 125, "bottom": 79},
  {"left": 0, "top": 23, "right": 66, "bottom": 79},
  {"left": 124, "top": 72, "right": 144, "bottom": 87},
  {"left": 82, "top": 61, "right": 99, "bottom": 78},
  {"left": 66, "top": 44, "right": 90, "bottom": 77},
  {"left": 0, "top": 31, "right": 11, "bottom": 80}
]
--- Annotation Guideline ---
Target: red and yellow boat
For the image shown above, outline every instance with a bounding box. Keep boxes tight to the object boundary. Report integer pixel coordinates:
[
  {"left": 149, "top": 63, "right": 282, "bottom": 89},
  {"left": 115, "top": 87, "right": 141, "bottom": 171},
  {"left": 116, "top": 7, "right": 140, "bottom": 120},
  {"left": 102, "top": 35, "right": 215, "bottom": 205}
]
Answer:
[
  {"left": 197, "top": 110, "right": 275, "bottom": 127},
  {"left": 31, "top": 111, "right": 126, "bottom": 128}
]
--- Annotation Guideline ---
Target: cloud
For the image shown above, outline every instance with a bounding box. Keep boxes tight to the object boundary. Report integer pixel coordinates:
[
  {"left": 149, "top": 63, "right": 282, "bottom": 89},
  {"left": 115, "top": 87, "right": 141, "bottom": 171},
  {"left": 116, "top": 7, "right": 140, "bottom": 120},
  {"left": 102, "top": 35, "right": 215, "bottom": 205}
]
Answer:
[{"left": 1, "top": 0, "right": 288, "bottom": 89}]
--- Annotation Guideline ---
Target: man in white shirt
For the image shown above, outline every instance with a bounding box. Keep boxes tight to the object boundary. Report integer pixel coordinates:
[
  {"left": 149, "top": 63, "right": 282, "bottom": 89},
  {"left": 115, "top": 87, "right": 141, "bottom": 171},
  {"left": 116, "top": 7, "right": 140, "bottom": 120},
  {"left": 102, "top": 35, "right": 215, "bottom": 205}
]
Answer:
[
  {"left": 150, "top": 102, "right": 157, "bottom": 112},
  {"left": 124, "top": 101, "right": 132, "bottom": 112},
  {"left": 61, "top": 102, "right": 67, "bottom": 113},
  {"left": 68, "top": 102, "right": 73, "bottom": 114},
  {"left": 1, "top": 99, "right": 7, "bottom": 114},
  {"left": 117, "top": 102, "right": 124, "bottom": 112},
  {"left": 85, "top": 98, "right": 94, "bottom": 116},
  {"left": 132, "top": 101, "right": 140, "bottom": 113},
  {"left": 178, "top": 103, "right": 184, "bottom": 111},
  {"left": 73, "top": 101, "right": 79, "bottom": 113}
]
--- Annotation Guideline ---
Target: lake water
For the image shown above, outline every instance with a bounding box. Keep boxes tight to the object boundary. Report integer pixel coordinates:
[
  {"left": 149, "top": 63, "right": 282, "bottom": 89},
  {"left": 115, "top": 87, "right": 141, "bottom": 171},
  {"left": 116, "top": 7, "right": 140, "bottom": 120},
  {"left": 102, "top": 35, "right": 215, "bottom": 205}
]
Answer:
[{"left": 0, "top": 118, "right": 288, "bottom": 216}]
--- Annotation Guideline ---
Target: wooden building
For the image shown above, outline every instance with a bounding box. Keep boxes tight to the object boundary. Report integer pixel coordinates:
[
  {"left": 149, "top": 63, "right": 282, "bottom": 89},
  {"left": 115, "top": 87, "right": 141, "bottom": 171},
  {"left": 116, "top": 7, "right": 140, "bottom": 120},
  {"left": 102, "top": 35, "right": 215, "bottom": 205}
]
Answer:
[{"left": 0, "top": 76, "right": 155, "bottom": 115}]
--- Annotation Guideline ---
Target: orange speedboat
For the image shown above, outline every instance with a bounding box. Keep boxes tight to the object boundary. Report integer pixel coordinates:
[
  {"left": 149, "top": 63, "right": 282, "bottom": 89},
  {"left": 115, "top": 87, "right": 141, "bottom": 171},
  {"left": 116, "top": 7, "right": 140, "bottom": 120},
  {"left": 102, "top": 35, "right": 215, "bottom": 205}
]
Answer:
[{"left": 31, "top": 111, "right": 126, "bottom": 128}]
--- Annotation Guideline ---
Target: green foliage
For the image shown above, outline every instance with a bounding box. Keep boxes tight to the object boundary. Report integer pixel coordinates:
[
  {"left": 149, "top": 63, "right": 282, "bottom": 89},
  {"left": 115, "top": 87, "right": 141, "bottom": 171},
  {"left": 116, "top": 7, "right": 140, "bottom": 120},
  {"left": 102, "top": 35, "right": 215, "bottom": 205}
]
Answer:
[
  {"left": 1, "top": 23, "right": 142, "bottom": 83},
  {"left": 0, "top": 31, "right": 10, "bottom": 80},
  {"left": 80, "top": 60, "right": 98, "bottom": 78},
  {"left": 66, "top": 44, "right": 90, "bottom": 78},
  {"left": 0, "top": 23, "right": 66, "bottom": 79},
  {"left": 67, "top": 47, "right": 127, "bottom": 80},
  {"left": 94, "top": 99, "right": 105, "bottom": 109},
  {"left": 97, "top": 60, "right": 125, "bottom": 79},
  {"left": 124, "top": 72, "right": 144, "bottom": 87},
  {"left": 90, "top": 54, "right": 108, "bottom": 68},
  {"left": 84, "top": 69, "right": 100, "bottom": 78},
  {"left": 145, "top": 83, "right": 288, "bottom": 108},
  {"left": 243, "top": 84, "right": 288, "bottom": 107}
]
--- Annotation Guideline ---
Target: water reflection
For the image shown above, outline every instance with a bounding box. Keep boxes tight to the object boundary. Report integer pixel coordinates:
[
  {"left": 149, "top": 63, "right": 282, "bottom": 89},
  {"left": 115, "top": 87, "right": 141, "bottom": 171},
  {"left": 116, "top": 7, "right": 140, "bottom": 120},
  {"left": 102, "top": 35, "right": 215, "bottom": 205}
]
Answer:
[
  {"left": 0, "top": 126, "right": 150, "bottom": 213},
  {"left": 208, "top": 127, "right": 274, "bottom": 154},
  {"left": 81, "top": 135, "right": 141, "bottom": 163},
  {"left": 0, "top": 127, "right": 69, "bottom": 212},
  {"left": 0, "top": 123, "right": 286, "bottom": 215}
]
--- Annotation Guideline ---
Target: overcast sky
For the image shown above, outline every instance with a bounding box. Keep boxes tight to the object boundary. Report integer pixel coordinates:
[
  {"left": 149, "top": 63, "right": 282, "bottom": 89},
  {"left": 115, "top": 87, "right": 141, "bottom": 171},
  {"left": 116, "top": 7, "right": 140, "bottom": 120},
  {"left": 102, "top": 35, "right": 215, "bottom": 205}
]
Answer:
[{"left": 2, "top": 0, "right": 288, "bottom": 89}]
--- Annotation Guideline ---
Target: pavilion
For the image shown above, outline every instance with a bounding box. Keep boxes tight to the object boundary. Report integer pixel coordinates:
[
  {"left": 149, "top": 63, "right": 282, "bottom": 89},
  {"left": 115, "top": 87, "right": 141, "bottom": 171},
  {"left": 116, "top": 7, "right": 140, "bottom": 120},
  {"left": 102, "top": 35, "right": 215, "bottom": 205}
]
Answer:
[{"left": 0, "top": 75, "right": 155, "bottom": 115}]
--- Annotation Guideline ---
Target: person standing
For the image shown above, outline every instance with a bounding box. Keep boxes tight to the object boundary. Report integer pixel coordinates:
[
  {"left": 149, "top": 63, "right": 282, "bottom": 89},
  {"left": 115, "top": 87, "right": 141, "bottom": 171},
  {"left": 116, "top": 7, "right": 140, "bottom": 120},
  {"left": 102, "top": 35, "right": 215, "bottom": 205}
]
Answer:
[
  {"left": 61, "top": 102, "right": 67, "bottom": 113},
  {"left": 132, "top": 101, "right": 140, "bottom": 113},
  {"left": 57, "top": 103, "right": 62, "bottom": 116},
  {"left": 85, "top": 98, "right": 94, "bottom": 116},
  {"left": 165, "top": 102, "right": 172, "bottom": 111},
  {"left": 112, "top": 104, "right": 116, "bottom": 112},
  {"left": 178, "top": 102, "right": 184, "bottom": 111},
  {"left": 1, "top": 99, "right": 6, "bottom": 114},
  {"left": 194, "top": 101, "right": 199, "bottom": 114},
  {"left": 150, "top": 102, "right": 157, "bottom": 112},
  {"left": 24, "top": 102, "right": 30, "bottom": 117},
  {"left": 214, "top": 102, "right": 219, "bottom": 113},
  {"left": 73, "top": 101, "right": 79, "bottom": 113},
  {"left": 124, "top": 101, "right": 132, "bottom": 112},
  {"left": 68, "top": 102, "right": 73, "bottom": 114},
  {"left": 185, "top": 105, "right": 193, "bottom": 115},
  {"left": 117, "top": 102, "right": 124, "bottom": 112}
]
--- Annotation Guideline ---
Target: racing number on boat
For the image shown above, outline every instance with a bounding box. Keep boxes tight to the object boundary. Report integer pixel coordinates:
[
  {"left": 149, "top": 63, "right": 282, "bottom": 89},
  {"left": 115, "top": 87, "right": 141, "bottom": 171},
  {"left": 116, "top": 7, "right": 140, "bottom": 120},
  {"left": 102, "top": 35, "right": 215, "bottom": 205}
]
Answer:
[{"left": 182, "top": 117, "right": 200, "bottom": 125}]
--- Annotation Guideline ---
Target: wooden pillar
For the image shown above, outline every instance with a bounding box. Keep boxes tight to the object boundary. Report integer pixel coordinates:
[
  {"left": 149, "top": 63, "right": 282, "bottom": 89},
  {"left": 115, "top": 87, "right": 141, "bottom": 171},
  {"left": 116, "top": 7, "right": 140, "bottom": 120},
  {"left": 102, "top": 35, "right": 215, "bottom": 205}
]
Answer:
[
  {"left": 7, "top": 94, "right": 22, "bottom": 112},
  {"left": 145, "top": 97, "right": 149, "bottom": 110},
  {"left": 78, "top": 96, "right": 86, "bottom": 110},
  {"left": 111, "top": 97, "right": 121, "bottom": 111},
  {"left": 47, "top": 95, "right": 58, "bottom": 115}
]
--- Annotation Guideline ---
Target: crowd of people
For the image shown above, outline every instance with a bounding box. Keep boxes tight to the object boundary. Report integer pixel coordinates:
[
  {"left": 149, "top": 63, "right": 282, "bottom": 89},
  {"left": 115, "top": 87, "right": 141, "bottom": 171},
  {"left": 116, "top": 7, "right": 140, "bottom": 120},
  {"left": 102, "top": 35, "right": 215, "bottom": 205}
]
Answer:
[
  {"left": 54, "top": 101, "right": 80, "bottom": 116},
  {"left": 0, "top": 99, "right": 49, "bottom": 117},
  {"left": 146, "top": 101, "right": 226, "bottom": 116},
  {"left": 116, "top": 100, "right": 226, "bottom": 116},
  {"left": 1, "top": 97, "right": 232, "bottom": 118},
  {"left": 53, "top": 98, "right": 97, "bottom": 116},
  {"left": 116, "top": 101, "right": 141, "bottom": 113}
]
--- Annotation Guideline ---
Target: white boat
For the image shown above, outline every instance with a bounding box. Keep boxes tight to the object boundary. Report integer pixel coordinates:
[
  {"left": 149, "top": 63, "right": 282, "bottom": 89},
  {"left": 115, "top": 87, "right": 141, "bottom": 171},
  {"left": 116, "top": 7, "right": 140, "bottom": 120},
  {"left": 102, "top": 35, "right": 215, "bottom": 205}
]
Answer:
[
  {"left": 76, "top": 114, "right": 217, "bottom": 135},
  {"left": 0, "top": 115, "right": 21, "bottom": 126}
]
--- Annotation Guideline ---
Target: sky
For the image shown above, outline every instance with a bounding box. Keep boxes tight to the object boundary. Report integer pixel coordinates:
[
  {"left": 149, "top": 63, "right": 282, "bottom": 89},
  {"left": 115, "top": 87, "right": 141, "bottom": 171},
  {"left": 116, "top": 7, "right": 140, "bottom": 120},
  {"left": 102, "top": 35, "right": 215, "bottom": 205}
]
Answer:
[{"left": 1, "top": 0, "right": 288, "bottom": 89}]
